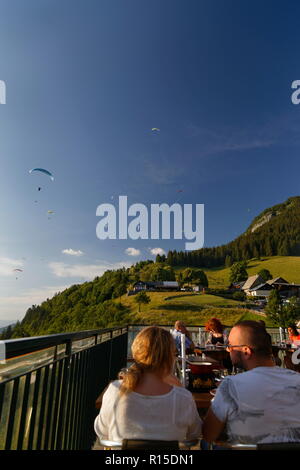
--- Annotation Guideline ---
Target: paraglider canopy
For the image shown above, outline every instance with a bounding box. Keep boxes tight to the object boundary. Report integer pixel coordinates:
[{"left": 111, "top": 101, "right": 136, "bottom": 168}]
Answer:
[
  {"left": 151, "top": 128, "right": 160, "bottom": 132},
  {"left": 29, "top": 168, "right": 54, "bottom": 181},
  {"left": 13, "top": 268, "right": 23, "bottom": 279}
]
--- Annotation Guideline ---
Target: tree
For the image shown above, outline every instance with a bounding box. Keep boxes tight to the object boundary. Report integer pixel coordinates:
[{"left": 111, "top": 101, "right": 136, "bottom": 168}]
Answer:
[
  {"left": 229, "top": 262, "right": 248, "bottom": 284},
  {"left": 265, "top": 290, "right": 300, "bottom": 328},
  {"left": 225, "top": 255, "right": 233, "bottom": 267},
  {"left": 232, "top": 291, "right": 246, "bottom": 301},
  {"left": 134, "top": 291, "right": 151, "bottom": 312},
  {"left": 258, "top": 269, "right": 272, "bottom": 282},
  {"left": 176, "top": 271, "right": 184, "bottom": 289},
  {"left": 181, "top": 268, "right": 194, "bottom": 286},
  {"left": 113, "top": 283, "right": 127, "bottom": 299},
  {"left": 192, "top": 269, "right": 208, "bottom": 288}
]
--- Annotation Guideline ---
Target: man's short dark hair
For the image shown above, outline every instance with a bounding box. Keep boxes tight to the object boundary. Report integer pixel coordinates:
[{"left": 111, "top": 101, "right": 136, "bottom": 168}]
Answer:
[{"left": 234, "top": 320, "right": 272, "bottom": 357}]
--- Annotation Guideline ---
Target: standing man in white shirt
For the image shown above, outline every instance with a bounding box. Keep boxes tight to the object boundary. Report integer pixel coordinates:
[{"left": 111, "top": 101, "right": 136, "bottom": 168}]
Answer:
[{"left": 203, "top": 320, "right": 300, "bottom": 444}]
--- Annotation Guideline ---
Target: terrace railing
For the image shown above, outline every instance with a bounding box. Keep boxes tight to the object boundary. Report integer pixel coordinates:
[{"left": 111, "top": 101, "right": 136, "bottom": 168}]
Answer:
[
  {"left": 0, "top": 323, "right": 284, "bottom": 451},
  {"left": 0, "top": 327, "right": 128, "bottom": 450}
]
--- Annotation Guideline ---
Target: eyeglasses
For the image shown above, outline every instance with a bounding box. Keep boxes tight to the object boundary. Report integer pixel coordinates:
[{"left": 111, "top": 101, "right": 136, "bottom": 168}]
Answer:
[{"left": 226, "top": 344, "right": 251, "bottom": 351}]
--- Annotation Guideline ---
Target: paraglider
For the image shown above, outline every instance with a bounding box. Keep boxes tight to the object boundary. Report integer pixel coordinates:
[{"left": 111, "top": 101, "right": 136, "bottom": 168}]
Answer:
[
  {"left": 29, "top": 168, "right": 54, "bottom": 181},
  {"left": 38, "top": 187, "right": 41, "bottom": 191},
  {"left": 47, "top": 210, "right": 55, "bottom": 219},
  {"left": 151, "top": 128, "right": 160, "bottom": 132},
  {"left": 13, "top": 268, "right": 23, "bottom": 280}
]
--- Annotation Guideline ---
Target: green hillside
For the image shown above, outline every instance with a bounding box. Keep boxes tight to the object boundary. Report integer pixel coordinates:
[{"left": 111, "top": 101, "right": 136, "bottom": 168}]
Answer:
[
  {"left": 167, "top": 196, "right": 300, "bottom": 268},
  {"left": 202, "top": 256, "right": 300, "bottom": 289},
  {"left": 5, "top": 193, "right": 300, "bottom": 339},
  {"left": 123, "top": 291, "right": 273, "bottom": 326},
  {"left": 3, "top": 255, "right": 299, "bottom": 339}
]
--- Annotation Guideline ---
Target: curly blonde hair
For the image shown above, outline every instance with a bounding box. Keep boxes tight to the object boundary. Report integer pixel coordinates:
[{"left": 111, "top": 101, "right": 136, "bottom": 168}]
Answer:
[{"left": 120, "top": 326, "right": 175, "bottom": 394}]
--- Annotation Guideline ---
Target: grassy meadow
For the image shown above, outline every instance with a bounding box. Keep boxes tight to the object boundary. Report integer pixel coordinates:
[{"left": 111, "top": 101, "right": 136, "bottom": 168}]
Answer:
[
  {"left": 120, "top": 256, "right": 300, "bottom": 327},
  {"left": 122, "top": 291, "right": 275, "bottom": 327}
]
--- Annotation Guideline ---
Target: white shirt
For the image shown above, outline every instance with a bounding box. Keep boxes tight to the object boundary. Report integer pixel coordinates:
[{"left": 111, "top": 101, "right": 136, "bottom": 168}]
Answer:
[
  {"left": 212, "top": 366, "right": 300, "bottom": 444},
  {"left": 170, "top": 329, "right": 193, "bottom": 351},
  {"left": 94, "top": 380, "right": 202, "bottom": 442}
]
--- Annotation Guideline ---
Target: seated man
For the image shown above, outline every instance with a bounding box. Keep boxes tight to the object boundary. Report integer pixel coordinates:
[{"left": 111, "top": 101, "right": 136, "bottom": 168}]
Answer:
[
  {"left": 171, "top": 321, "right": 195, "bottom": 354},
  {"left": 203, "top": 320, "right": 300, "bottom": 444}
]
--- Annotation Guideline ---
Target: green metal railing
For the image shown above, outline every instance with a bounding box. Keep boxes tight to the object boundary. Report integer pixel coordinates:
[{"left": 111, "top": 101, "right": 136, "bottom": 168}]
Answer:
[{"left": 0, "top": 327, "right": 128, "bottom": 450}]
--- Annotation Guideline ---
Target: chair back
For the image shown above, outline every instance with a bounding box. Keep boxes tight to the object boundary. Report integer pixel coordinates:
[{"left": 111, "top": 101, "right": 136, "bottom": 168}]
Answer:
[
  {"left": 122, "top": 439, "right": 179, "bottom": 450},
  {"left": 98, "top": 437, "right": 199, "bottom": 450}
]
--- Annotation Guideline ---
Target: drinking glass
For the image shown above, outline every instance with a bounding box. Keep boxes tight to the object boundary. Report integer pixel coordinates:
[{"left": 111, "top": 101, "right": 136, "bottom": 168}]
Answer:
[{"left": 222, "top": 369, "right": 229, "bottom": 377}]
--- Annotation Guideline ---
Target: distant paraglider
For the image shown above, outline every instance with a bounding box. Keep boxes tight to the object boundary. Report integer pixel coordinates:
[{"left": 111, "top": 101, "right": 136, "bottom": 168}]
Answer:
[
  {"left": 13, "top": 268, "right": 23, "bottom": 280},
  {"left": 151, "top": 128, "right": 160, "bottom": 132},
  {"left": 29, "top": 168, "right": 54, "bottom": 181},
  {"left": 47, "top": 210, "right": 55, "bottom": 219}
]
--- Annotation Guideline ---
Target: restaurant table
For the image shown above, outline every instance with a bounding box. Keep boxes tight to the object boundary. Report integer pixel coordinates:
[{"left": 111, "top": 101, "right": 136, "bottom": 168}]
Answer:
[{"left": 194, "top": 347, "right": 232, "bottom": 369}]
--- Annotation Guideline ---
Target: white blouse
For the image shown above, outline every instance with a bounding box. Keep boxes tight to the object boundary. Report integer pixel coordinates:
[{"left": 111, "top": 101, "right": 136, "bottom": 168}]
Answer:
[{"left": 94, "top": 380, "right": 202, "bottom": 442}]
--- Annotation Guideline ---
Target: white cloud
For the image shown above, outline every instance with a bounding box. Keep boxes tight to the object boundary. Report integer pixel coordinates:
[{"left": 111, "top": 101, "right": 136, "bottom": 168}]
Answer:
[
  {"left": 149, "top": 248, "right": 166, "bottom": 256},
  {"left": 0, "top": 257, "right": 23, "bottom": 277},
  {"left": 62, "top": 249, "right": 84, "bottom": 256},
  {"left": 0, "top": 285, "right": 70, "bottom": 322},
  {"left": 49, "top": 261, "right": 132, "bottom": 280},
  {"left": 125, "top": 247, "right": 141, "bottom": 256}
]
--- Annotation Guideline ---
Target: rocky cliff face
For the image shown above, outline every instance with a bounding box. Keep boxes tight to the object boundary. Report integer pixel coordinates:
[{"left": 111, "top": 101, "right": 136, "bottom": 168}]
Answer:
[{"left": 250, "top": 212, "right": 278, "bottom": 233}]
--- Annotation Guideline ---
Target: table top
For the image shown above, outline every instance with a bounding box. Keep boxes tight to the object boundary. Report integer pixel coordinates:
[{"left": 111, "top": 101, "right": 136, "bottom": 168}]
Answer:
[
  {"left": 195, "top": 346, "right": 227, "bottom": 352},
  {"left": 186, "top": 355, "right": 220, "bottom": 364}
]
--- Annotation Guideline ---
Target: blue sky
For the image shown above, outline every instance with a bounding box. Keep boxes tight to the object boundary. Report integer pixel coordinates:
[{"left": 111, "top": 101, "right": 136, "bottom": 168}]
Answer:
[{"left": 1, "top": 0, "right": 300, "bottom": 323}]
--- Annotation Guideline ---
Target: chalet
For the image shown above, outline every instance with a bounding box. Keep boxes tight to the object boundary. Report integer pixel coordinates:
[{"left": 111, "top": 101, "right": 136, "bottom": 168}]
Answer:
[
  {"left": 266, "top": 277, "right": 289, "bottom": 286},
  {"left": 247, "top": 282, "right": 273, "bottom": 298},
  {"left": 132, "top": 281, "right": 179, "bottom": 292},
  {"left": 242, "top": 275, "right": 264, "bottom": 295}
]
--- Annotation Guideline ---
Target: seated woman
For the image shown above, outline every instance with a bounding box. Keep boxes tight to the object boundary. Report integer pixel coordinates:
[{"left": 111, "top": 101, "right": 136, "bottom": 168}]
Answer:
[
  {"left": 288, "top": 324, "right": 300, "bottom": 343},
  {"left": 205, "top": 318, "right": 228, "bottom": 346},
  {"left": 94, "top": 326, "right": 202, "bottom": 444}
]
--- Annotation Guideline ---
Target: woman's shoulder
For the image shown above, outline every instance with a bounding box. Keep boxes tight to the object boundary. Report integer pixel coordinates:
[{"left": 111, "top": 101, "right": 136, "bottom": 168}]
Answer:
[
  {"left": 173, "top": 385, "right": 194, "bottom": 400},
  {"left": 105, "top": 379, "right": 122, "bottom": 395}
]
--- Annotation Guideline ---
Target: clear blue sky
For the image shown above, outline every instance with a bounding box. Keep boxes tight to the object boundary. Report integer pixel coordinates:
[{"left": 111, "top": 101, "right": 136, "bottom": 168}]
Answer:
[{"left": 1, "top": 0, "right": 300, "bottom": 323}]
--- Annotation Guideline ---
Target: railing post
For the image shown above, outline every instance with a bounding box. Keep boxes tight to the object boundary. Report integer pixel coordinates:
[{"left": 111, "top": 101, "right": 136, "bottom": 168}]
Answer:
[
  {"left": 55, "top": 339, "right": 72, "bottom": 450},
  {"left": 181, "top": 333, "right": 187, "bottom": 387}
]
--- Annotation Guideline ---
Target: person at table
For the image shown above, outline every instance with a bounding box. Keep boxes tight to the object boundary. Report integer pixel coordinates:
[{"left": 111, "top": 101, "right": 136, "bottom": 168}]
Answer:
[
  {"left": 288, "top": 324, "right": 300, "bottom": 343},
  {"left": 202, "top": 320, "right": 300, "bottom": 444},
  {"left": 171, "top": 320, "right": 195, "bottom": 354},
  {"left": 94, "top": 326, "right": 202, "bottom": 444},
  {"left": 205, "top": 318, "right": 228, "bottom": 346}
]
